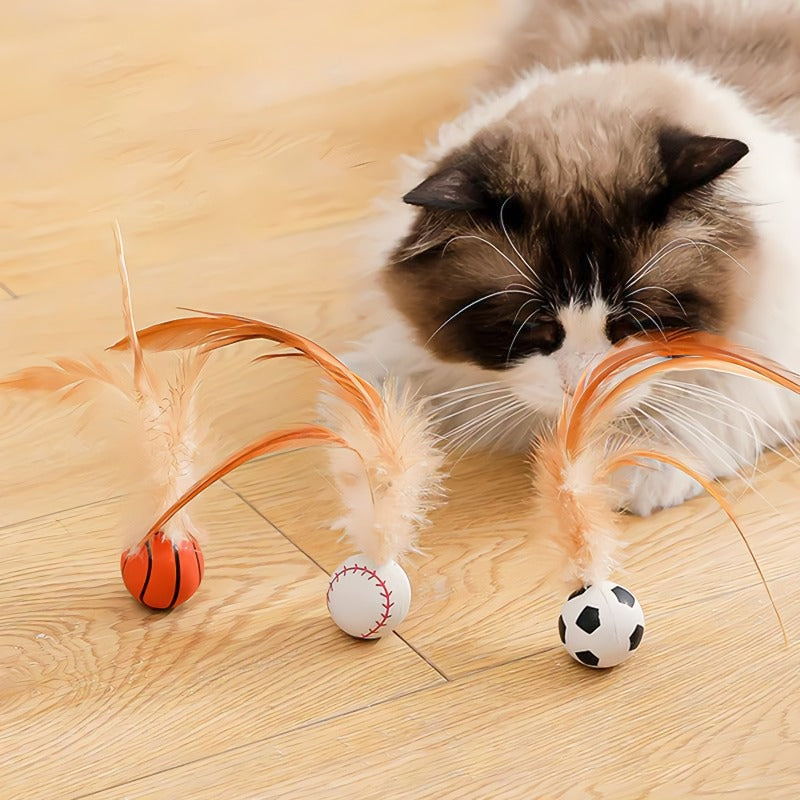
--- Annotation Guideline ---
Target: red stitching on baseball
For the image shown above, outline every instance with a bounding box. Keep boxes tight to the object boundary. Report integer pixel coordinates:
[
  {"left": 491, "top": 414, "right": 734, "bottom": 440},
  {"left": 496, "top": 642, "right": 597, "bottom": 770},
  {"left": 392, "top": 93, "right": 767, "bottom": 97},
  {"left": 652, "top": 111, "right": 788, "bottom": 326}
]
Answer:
[{"left": 326, "top": 562, "right": 396, "bottom": 638}]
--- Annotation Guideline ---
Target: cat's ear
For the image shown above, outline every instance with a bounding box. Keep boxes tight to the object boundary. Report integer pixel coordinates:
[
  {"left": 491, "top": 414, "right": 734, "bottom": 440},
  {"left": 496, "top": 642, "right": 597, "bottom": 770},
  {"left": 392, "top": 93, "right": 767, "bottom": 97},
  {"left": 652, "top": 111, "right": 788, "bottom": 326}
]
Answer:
[
  {"left": 659, "top": 129, "right": 749, "bottom": 195},
  {"left": 402, "top": 166, "right": 486, "bottom": 211}
]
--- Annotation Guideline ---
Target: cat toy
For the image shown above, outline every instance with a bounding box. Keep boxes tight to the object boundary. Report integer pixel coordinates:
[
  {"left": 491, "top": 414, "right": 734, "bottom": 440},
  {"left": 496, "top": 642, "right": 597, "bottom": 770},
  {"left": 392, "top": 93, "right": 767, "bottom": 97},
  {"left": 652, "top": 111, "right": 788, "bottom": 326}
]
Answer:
[
  {"left": 1, "top": 226, "right": 444, "bottom": 630},
  {"left": 1, "top": 223, "right": 212, "bottom": 610},
  {"left": 535, "top": 332, "right": 800, "bottom": 668},
  {"left": 108, "top": 311, "right": 445, "bottom": 637}
]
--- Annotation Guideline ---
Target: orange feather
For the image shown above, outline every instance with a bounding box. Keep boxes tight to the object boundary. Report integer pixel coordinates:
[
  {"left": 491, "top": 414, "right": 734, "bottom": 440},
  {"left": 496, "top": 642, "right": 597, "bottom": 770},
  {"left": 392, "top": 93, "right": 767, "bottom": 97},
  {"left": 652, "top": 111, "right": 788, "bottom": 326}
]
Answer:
[
  {"left": 109, "top": 310, "right": 383, "bottom": 430},
  {"left": 137, "top": 425, "right": 352, "bottom": 549},
  {"left": 535, "top": 330, "right": 800, "bottom": 640}
]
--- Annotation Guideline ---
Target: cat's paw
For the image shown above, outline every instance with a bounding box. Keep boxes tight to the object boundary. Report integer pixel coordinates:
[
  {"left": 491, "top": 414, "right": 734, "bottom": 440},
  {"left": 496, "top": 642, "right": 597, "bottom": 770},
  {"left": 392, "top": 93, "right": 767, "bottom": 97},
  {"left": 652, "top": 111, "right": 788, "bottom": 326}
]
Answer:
[{"left": 613, "top": 459, "right": 705, "bottom": 517}]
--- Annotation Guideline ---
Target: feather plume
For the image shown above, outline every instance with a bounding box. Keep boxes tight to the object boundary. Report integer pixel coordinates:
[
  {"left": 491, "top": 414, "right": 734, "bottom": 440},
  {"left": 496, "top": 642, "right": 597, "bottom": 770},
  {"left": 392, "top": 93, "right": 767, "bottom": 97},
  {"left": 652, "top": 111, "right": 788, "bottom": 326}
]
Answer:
[
  {"left": 0, "top": 355, "right": 131, "bottom": 401},
  {"left": 135, "top": 425, "right": 352, "bottom": 548},
  {"left": 113, "top": 220, "right": 157, "bottom": 402},
  {"left": 111, "top": 311, "right": 446, "bottom": 565},
  {"left": 322, "top": 379, "right": 445, "bottom": 565},
  {"left": 0, "top": 223, "right": 214, "bottom": 550},
  {"left": 534, "top": 330, "right": 800, "bottom": 639},
  {"left": 109, "top": 310, "right": 383, "bottom": 429}
]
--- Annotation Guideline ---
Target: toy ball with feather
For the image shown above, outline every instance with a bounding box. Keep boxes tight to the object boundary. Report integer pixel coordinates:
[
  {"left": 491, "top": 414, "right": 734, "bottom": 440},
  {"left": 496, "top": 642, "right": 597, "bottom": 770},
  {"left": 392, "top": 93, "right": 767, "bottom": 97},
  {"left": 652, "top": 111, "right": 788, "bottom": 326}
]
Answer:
[
  {"left": 0, "top": 223, "right": 212, "bottom": 610},
  {"left": 0, "top": 226, "right": 444, "bottom": 623},
  {"left": 533, "top": 332, "right": 800, "bottom": 668},
  {"left": 109, "top": 303, "right": 445, "bottom": 636}
]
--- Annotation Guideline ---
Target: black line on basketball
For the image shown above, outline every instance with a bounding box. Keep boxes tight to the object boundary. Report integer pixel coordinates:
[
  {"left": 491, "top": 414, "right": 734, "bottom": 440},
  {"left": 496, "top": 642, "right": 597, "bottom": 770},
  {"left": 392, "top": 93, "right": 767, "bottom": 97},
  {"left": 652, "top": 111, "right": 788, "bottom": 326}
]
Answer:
[
  {"left": 168, "top": 542, "right": 182, "bottom": 609},
  {"left": 138, "top": 540, "right": 154, "bottom": 603}
]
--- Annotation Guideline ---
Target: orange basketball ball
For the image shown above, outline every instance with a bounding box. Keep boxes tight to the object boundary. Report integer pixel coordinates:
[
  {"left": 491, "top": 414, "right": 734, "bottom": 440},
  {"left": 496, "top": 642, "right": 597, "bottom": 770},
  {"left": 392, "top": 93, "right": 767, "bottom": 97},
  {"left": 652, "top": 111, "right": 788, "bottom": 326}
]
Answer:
[{"left": 121, "top": 533, "right": 204, "bottom": 610}]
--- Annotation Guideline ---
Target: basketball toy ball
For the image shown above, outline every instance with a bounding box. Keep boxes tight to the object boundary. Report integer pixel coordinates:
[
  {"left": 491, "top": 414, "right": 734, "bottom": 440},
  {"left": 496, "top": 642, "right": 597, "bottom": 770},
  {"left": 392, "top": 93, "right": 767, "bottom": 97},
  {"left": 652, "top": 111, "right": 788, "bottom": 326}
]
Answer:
[
  {"left": 327, "top": 554, "right": 411, "bottom": 639},
  {"left": 558, "top": 581, "right": 645, "bottom": 669},
  {"left": 121, "top": 533, "right": 204, "bottom": 610}
]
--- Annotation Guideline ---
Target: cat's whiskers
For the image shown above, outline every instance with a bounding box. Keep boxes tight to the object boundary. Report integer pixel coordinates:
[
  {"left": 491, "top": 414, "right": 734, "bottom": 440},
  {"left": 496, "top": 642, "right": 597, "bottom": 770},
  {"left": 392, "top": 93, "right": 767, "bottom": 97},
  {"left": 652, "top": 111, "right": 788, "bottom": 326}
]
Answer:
[
  {"left": 505, "top": 282, "right": 544, "bottom": 299},
  {"left": 443, "top": 234, "right": 536, "bottom": 289},
  {"left": 444, "top": 395, "right": 519, "bottom": 438},
  {"left": 444, "top": 396, "right": 524, "bottom": 451},
  {"left": 653, "top": 378, "right": 800, "bottom": 464},
  {"left": 452, "top": 403, "right": 533, "bottom": 462},
  {"left": 639, "top": 395, "right": 780, "bottom": 513},
  {"left": 626, "top": 300, "right": 666, "bottom": 334},
  {"left": 506, "top": 309, "right": 538, "bottom": 366},
  {"left": 626, "top": 284, "right": 687, "bottom": 316},
  {"left": 625, "top": 238, "right": 703, "bottom": 291},
  {"left": 425, "top": 288, "right": 533, "bottom": 346},
  {"left": 499, "top": 196, "right": 539, "bottom": 283},
  {"left": 433, "top": 392, "right": 517, "bottom": 426},
  {"left": 430, "top": 386, "right": 512, "bottom": 418},
  {"left": 511, "top": 297, "right": 541, "bottom": 326},
  {"left": 626, "top": 237, "right": 751, "bottom": 301},
  {"left": 692, "top": 240, "right": 752, "bottom": 276},
  {"left": 426, "top": 380, "right": 503, "bottom": 401},
  {"left": 639, "top": 397, "right": 749, "bottom": 478}
]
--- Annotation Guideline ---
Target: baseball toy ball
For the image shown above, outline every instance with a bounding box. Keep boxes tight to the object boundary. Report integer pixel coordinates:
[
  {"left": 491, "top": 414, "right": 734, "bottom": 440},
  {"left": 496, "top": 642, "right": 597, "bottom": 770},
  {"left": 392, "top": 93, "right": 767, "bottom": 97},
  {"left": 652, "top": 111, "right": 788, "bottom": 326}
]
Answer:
[
  {"left": 558, "top": 581, "right": 645, "bottom": 668},
  {"left": 326, "top": 554, "right": 411, "bottom": 639},
  {"left": 121, "top": 533, "right": 204, "bottom": 611}
]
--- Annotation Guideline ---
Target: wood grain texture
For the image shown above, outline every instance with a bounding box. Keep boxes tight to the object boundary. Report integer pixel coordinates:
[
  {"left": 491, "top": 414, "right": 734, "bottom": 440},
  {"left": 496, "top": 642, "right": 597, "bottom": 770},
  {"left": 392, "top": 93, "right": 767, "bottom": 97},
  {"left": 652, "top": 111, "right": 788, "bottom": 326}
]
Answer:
[
  {"left": 1, "top": 1, "right": 799, "bottom": 798},
  {"left": 87, "top": 582, "right": 800, "bottom": 799},
  {"left": 0, "top": 490, "right": 442, "bottom": 798},
  {"left": 225, "top": 442, "right": 800, "bottom": 677}
]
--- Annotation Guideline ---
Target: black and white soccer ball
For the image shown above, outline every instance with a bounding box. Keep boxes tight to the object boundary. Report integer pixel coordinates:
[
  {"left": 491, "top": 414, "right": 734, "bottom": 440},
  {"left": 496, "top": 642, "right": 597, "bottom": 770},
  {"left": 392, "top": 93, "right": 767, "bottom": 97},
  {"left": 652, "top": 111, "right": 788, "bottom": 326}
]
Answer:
[{"left": 558, "top": 581, "right": 645, "bottom": 669}]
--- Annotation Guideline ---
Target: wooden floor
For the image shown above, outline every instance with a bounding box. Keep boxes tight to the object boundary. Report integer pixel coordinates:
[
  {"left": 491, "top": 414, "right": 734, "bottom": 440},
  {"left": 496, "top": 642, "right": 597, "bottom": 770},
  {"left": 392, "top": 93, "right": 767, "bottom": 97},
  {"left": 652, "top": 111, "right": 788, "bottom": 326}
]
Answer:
[{"left": 2, "top": 3, "right": 799, "bottom": 798}]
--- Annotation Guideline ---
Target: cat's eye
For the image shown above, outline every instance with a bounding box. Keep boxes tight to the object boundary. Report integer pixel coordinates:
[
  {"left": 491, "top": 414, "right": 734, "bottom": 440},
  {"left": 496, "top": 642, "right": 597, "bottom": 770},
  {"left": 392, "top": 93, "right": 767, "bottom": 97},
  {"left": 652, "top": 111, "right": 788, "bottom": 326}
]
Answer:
[
  {"left": 606, "top": 314, "right": 685, "bottom": 343},
  {"left": 607, "top": 317, "right": 646, "bottom": 343},
  {"left": 505, "top": 317, "right": 564, "bottom": 358},
  {"left": 453, "top": 295, "right": 566, "bottom": 369},
  {"left": 521, "top": 318, "right": 563, "bottom": 351}
]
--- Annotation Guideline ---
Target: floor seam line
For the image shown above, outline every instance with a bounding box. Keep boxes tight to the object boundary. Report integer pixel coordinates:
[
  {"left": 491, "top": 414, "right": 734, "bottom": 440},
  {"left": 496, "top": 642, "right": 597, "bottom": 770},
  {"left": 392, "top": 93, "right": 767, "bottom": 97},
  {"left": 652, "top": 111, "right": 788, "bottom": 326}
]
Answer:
[
  {"left": 70, "top": 676, "right": 447, "bottom": 800},
  {"left": 0, "top": 281, "right": 18, "bottom": 299},
  {"left": 220, "top": 480, "right": 451, "bottom": 679}
]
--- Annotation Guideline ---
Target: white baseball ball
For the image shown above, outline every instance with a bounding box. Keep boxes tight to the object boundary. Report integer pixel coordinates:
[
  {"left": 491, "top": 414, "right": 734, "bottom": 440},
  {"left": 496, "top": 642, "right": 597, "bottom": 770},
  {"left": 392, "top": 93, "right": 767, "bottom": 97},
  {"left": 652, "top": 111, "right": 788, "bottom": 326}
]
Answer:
[{"left": 326, "top": 554, "right": 411, "bottom": 639}]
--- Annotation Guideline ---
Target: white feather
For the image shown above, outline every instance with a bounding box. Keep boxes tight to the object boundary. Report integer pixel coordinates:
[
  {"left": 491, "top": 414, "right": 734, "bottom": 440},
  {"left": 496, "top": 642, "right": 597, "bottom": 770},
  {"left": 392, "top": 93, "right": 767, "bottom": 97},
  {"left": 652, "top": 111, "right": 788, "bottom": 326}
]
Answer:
[{"left": 322, "top": 380, "right": 446, "bottom": 566}]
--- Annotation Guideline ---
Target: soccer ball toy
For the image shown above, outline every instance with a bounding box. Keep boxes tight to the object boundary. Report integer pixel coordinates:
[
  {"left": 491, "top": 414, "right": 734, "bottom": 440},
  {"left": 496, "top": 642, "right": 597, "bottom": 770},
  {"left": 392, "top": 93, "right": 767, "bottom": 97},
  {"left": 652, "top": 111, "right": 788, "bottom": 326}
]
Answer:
[{"left": 558, "top": 581, "right": 645, "bottom": 669}]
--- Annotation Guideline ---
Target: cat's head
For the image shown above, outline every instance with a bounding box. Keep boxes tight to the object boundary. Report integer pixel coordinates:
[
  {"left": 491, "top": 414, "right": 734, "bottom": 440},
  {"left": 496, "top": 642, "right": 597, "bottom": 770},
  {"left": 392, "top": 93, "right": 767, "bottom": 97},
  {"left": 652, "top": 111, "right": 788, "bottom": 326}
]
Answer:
[{"left": 381, "top": 67, "right": 754, "bottom": 417}]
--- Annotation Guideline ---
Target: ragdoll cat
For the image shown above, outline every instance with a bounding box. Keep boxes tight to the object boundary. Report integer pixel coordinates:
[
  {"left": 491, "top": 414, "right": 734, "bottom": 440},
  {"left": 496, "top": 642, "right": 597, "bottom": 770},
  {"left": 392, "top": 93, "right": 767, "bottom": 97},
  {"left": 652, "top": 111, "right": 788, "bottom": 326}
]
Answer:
[{"left": 345, "top": 0, "right": 800, "bottom": 515}]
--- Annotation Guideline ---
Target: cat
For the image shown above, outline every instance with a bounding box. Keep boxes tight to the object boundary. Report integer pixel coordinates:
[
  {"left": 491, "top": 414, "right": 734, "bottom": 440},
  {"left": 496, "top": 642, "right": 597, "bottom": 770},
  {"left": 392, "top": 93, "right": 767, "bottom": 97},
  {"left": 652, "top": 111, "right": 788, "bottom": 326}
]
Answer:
[{"left": 343, "top": 0, "right": 800, "bottom": 516}]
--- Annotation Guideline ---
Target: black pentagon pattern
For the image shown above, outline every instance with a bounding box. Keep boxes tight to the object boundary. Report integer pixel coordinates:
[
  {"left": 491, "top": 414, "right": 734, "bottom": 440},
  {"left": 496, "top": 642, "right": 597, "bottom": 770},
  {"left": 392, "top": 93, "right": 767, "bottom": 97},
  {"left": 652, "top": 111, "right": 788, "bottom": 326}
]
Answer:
[
  {"left": 611, "top": 585, "right": 635, "bottom": 607},
  {"left": 575, "top": 605, "right": 601, "bottom": 634},
  {"left": 558, "top": 615, "right": 566, "bottom": 644},
  {"left": 629, "top": 624, "right": 645, "bottom": 651},
  {"left": 568, "top": 586, "right": 587, "bottom": 601},
  {"left": 575, "top": 650, "right": 600, "bottom": 667}
]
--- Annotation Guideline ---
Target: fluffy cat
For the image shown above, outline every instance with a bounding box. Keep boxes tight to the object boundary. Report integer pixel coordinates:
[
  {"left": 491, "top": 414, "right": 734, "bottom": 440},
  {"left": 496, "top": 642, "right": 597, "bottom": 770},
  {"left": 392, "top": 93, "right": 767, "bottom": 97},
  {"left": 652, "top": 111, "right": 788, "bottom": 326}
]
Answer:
[{"left": 344, "top": 0, "right": 800, "bottom": 515}]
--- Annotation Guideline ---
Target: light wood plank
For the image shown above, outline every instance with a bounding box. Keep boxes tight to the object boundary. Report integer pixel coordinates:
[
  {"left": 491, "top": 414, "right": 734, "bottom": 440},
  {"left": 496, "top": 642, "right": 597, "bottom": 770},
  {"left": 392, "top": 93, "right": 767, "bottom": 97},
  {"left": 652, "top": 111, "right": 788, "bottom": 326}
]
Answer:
[
  {"left": 0, "top": 0, "right": 494, "bottom": 297},
  {"left": 0, "top": 489, "right": 442, "bottom": 798},
  {"left": 87, "top": 579, "right": 800, "bottom": 799},
  {"left": 225, "top": 442, "right": 800, "bottom": 677},
  {"left": 2, "top": 1, "right": 799, "bottom": 798}
]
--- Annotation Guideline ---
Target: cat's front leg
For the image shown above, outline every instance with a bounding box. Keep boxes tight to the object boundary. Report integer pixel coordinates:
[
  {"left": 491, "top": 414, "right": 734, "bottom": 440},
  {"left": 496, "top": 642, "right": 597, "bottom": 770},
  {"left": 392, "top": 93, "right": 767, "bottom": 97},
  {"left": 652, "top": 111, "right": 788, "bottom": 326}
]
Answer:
[{"left": 611, "top": 459, "right": 705, "bottom": 517}]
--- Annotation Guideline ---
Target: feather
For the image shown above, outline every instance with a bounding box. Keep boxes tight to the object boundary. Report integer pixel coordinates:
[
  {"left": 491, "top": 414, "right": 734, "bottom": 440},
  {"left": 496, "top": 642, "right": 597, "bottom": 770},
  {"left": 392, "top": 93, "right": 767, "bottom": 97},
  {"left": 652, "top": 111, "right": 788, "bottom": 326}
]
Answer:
[
  {"left": 0, "top": 355, "right": 130, "bottom": 400},
  {"left": 606, "top": 446, "right": 787, "bottom": 643},
  {"left": 322, "top": 379, "right": 446, "bottom": 565},
  {"left": 112, "top": 220, "right": 157, "bottom": 403},
  {"left": 111, "top": 309, "right": 447, "bottom": 565},
  {"left": 534, "top": 330, "right": 800, "bottom": 640},
  {"left": 0, "top": 223, "right": 216, "bottom": 551},
  {"left": 134, "top": 425, "right": 352, "bottom": 549},
  {"left": 109, "top": 310, "right": 383, "bottom": 429}
]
